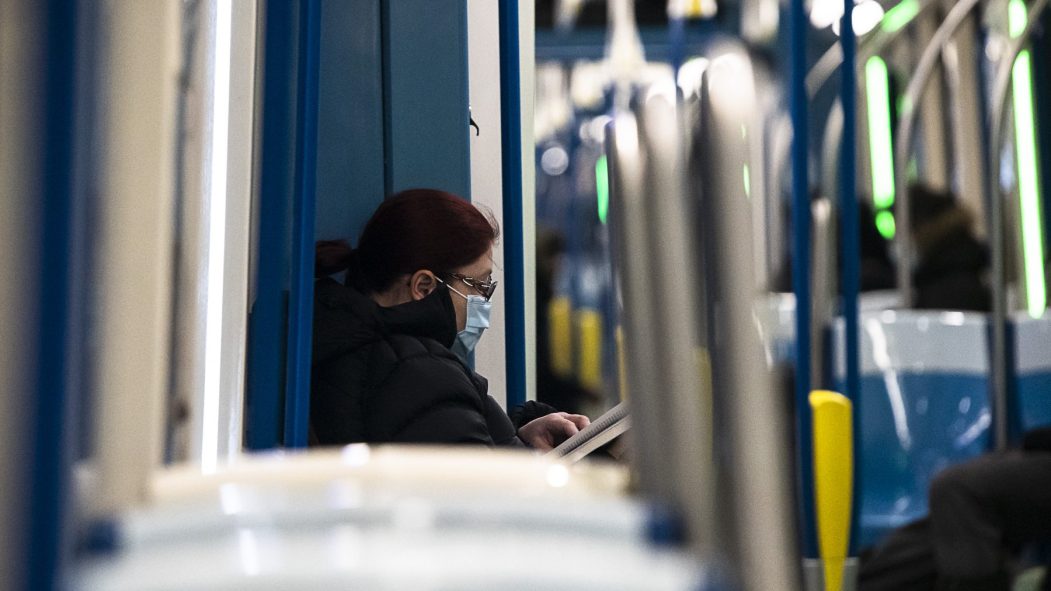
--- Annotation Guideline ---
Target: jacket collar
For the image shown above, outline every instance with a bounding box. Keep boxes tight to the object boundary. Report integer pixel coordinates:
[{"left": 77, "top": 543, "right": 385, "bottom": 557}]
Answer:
[
  {"left": 313, "top": 278, "right": 459, "bottom": 369},
  {"left": 375, "top": 284, "right": 458, "bottom": 348}
]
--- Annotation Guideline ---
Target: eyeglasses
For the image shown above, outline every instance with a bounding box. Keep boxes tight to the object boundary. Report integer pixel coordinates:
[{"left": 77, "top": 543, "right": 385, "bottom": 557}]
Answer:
[{"left": 449, "top": 273, "right": 498, "bottom": 301}]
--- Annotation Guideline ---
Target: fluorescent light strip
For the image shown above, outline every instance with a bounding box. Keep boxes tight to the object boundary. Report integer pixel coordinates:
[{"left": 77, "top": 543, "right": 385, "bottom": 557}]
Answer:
[
  {"left": 596, "top": 155, "right": 609, "bottom": 224},
  {"left": 1011, "top": 50, "right": 1047, "bottom": 316},
  {"left": 203, "top": 0, "right": 233, "bottom": 473},
  {"left": 1008, "top": 0, "right": 1046, "bottom": 317},
  {"left": 866, "top": 56, "right": 896, "bottom": 238}
]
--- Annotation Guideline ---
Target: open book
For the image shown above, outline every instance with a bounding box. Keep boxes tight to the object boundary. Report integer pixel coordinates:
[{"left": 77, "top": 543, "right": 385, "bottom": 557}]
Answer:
[{"left": 549, "top": 402, "right": 630, "bottom": 463}]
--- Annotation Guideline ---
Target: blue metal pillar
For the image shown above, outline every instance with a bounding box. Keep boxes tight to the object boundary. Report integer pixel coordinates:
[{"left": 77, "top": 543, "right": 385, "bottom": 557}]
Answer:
[
  {"left": 499, "top": 0, "right": 527, "bottom": 408},
  {"left": 284, "top": 0, "right": 322, "bottom": 448},
  {"left": 788, "top": 0, "right": 817, "bottom": 559},
  {"left": 27, "top": 1, "right": 78, "bottom": 588},
  {"left": 838, "top": 0, "right": 863, "bottom": 553},
  {"left": 246, "top": 0, "right": 297, "bottom": 450}
]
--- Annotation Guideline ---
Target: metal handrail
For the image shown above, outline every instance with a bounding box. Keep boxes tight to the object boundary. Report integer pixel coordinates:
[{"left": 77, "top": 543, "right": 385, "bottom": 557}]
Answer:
[
  {"left": 986, "top": 0, "right": 1050, "bottom": 450},
  {"left": 892, "top": 0, "right": 984, "bottom": 307}
]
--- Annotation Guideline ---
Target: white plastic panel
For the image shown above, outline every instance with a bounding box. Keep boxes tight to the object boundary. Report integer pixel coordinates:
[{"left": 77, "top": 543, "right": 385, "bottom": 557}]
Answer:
[
  {"left": 833, "top": 310, "right": 989, "bottom": 377},
  {"left": 73, "top": 447, "right": 702, "bottom": 591}
]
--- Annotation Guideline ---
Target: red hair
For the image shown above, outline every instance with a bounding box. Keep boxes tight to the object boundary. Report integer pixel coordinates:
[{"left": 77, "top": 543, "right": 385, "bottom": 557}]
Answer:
[{"left": 318, "top": 189, "right": 498, "bottom": 293}]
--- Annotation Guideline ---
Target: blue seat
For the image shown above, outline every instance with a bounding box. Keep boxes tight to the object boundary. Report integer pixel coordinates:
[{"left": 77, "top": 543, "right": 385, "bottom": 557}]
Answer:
[{"left": 832, "top": 311, "right": 992, "bottom": 548}]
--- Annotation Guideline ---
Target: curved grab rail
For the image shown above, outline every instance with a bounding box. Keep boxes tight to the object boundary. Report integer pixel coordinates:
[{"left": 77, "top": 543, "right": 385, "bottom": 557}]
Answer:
[
  {"left": 775, "top": 0, "right": 937, "bottom": 207},
  {"left": 986, "top": 0, "right": 1050, "bottom": 450},
  {"left": 805, "top": 0, "right": 940, "bottom": 99},
  {"left": 891, "top": 0, "right": 983, "bottom": 307},
  {"left": 772, "top": 0, "right": 935, "bottom": 224}
]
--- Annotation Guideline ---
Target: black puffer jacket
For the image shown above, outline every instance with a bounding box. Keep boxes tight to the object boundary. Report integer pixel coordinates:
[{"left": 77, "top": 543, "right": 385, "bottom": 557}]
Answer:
[{"left": 311, "top": 278, "right": 551, "bottom": 446}]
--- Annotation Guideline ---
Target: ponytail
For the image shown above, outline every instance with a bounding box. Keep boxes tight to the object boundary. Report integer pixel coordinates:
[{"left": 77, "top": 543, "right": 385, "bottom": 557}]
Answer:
[
  {"left": 315, "top": 239, "right": 370, "bottom": 292},
  {"left": 315, "top": 239, "right": 353, "bottom": 277}
]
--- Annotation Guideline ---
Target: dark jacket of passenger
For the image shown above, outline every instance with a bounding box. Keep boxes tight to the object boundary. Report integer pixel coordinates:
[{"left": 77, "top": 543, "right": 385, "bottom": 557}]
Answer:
[
  {"left": 912, "top": 206, "right": 990, "bottom": 312},
  {"left": 310, "top": 278, "right": 548, "bottom": 446}
]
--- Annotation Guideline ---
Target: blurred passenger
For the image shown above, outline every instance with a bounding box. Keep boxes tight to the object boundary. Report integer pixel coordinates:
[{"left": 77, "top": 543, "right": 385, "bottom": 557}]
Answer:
[
  {"left": 926, "top": 429, "right": 1051, "bottom": 590},
  {"left": 859, "top": 425, "right": 1051, "bottom": 591},
  {"left": 311, "top": 189, "right": 589, "bottom": 449},
  {"left": 776, "top": 187, "right": 991, "bottom": 311},
  {"left": 908, "top": 184, "right": 990, "bottom": 312}
]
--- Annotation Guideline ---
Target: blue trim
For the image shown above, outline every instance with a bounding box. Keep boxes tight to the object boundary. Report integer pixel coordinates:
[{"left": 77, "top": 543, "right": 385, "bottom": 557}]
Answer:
[
  {"left": 284, "top": 0, "right": 321, "bottom": 448},
  {"left": 246, "top": 0, "right": 296, "bottom": 450},
  {"left": 499, "top": 0, "right": 527, "bottom": 408},
  {"left": 838, "top": 0, "right": 862, "bottom": 555},
  {"left": 788, "top": 0, "right": 817, "bottom": 559},
  {"left": 28, "top": 1, "right": 78, "bottom": 588}
]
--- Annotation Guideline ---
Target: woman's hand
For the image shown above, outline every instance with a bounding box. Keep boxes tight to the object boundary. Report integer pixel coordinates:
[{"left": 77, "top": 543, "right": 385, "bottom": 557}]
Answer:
[{"left": 517, "top": 412, "right": 591, "bottom": 451}]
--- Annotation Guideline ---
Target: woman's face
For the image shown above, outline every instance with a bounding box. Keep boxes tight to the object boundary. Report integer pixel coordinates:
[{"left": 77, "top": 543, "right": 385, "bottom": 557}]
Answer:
[{"left": 446, "top": 246, "right": 495, "bottom": 332}]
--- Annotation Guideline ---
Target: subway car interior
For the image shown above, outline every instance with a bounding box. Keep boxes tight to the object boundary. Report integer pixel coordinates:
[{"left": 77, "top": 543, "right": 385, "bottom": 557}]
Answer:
[{"left": 3, "top": 0, "right": 1051, "bottom": 589}]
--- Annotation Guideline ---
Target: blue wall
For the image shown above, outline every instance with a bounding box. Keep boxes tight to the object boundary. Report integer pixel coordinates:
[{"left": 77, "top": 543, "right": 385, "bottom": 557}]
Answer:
[
  {"left": 382, "top": 0, "right": 471, "bottom": 199},
  {"left": 315, "top": 0, "right": 385, "bottom": 242},
  {"left": 313, "top": 0, "right": 471, "bottom": 246}
]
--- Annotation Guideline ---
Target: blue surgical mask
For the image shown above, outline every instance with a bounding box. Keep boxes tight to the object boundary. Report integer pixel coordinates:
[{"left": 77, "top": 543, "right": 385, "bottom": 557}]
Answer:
[{"left": 443, "top": 282, "right": 492, "bottom": 360}]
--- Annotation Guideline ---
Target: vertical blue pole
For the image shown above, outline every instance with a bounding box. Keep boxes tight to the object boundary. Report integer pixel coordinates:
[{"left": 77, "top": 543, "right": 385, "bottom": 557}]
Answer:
[
  {"left": 838, "top": 0, "right": 862, "bottom": 554},
  {"left": 788, "top": 0, "right": 817, "bottom": 559},
  {"left": 246, "top": 0, "right": 296, "bottom": 450},
  {"left": 499, "top": 0, "right": 527, "bottom": 408},
  {"left": 284, "top": 0, "right": 321, "bottom": 448},
  {"left": 28, "top": 1, "right": 77, "bottom": 588}
]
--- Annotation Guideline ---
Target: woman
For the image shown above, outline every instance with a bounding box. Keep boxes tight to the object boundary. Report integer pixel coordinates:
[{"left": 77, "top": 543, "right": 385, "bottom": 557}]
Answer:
[{"left": 311, "top": 189, "right": 589, "bottom": 449}]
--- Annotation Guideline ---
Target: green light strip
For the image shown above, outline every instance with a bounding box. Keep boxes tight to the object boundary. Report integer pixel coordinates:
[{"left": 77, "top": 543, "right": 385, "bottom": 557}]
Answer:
[
  {"left": 743, "top": 163, "right": 751, "bottom": 199},
  {"left": 1011, "top": 50, "right": 1047, "bottom": 316},
  {"left": 1008, "top": 0, "right": 1046, "bottom": 317},
  {"left": 866, "top": 56, "right": 896, "bottom": 238},
  {"left": 596, "top": 155, "right": 610, "bottom": 225},
  {"left": 881, "top": 0, "right": 921, "bottom": 33}
]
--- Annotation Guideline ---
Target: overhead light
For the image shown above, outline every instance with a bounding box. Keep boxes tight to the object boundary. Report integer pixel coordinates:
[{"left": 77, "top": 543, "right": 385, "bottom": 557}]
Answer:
[
  {"left": 832, "top": 0, "right": 886, "bottom": 36},
  {"left": 809, "top": 0, "right": 842, "bottom": 30}
]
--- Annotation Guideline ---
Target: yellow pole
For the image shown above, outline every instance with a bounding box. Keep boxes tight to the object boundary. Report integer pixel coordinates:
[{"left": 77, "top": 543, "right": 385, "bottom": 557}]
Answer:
[{"left": 810, "top": 390, "right": 854, "bottom": 591}]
